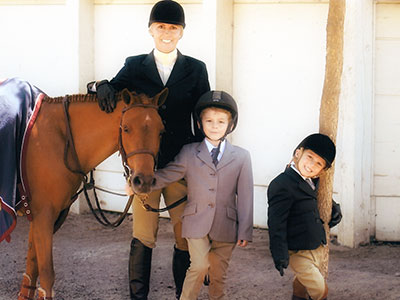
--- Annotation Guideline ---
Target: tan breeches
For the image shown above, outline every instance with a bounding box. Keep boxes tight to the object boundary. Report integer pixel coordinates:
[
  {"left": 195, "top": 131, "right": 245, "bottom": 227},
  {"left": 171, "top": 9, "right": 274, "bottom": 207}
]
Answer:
[
  {"left": 180, "top": 236, "right": 235, "bottom": 300},
  {"left": 289, "top": 245, "right": 328, "bottom": 300},
  {"left": 132, "top": 180, "right": 188, "bottom": 250}
]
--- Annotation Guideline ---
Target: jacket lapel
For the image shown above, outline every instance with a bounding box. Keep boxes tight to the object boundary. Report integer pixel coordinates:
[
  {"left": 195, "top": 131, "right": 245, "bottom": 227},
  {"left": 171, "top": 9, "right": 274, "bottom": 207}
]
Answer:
[
  {"left": 196, "top": 140, "right": 236, "bottom": 170},
  {"left": 196, "top": 141, "right": 215, "bottom": 170},
  {"left": 142, "top": 51, "right": 164, "bottom": 86},
  {"left": 216, "top": 141, "right": 235, "bottom": 170},
  {"left": 165, "top": 50, "right": 187, "bottom": 87},
  {"left": 285, "top": 167, "right": 316, "bottom": 197}
]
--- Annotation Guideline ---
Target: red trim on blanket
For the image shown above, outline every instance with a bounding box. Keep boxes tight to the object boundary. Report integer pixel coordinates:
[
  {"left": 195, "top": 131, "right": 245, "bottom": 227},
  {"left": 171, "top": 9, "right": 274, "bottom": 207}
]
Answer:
[
  {"left": 0, "top": 196, "right": 17, "bottom": 243},
  {"left": 16, "top": 92, "right": 45, "bottom": 221}
]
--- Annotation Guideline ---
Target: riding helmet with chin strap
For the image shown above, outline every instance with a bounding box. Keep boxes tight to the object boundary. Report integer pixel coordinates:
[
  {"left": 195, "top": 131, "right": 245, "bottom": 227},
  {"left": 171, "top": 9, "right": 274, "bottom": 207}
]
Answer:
[
  {"left": 194, "top": 90, "right": 238, "bottom": 140},
  {"left": 148, "top": 0, "right": 186, "bottom": 28}
]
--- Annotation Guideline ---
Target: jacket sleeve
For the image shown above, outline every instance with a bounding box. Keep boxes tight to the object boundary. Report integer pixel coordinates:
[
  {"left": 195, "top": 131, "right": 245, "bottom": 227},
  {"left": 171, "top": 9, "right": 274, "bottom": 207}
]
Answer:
[
  {"left": 236, "top": 150, "right": 254, "bottom": 242},
  {"left": 153, "top": 147, "right": 188, "bottom": 190},
  {"left": 267, "top": 177, "right": 293, "bottom": 265}
]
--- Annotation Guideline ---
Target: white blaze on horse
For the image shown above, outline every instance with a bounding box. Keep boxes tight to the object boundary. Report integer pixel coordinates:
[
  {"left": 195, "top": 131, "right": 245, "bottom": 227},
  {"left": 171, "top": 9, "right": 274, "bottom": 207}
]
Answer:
[{"left": 3, "top": 80, "right": 167, "bottom": 300}]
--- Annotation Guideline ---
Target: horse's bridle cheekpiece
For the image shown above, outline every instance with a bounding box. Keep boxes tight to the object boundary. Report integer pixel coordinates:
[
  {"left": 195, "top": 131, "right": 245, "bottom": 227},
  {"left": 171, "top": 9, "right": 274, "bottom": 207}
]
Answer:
[{"left": 118, "top": 102, "right": 159, "bottom": 182}]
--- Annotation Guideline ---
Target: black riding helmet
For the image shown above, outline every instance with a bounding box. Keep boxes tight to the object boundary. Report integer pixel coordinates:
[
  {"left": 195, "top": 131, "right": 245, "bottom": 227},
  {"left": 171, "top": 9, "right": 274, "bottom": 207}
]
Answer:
[
  {"left": 194, "top": 90, "right": 238, "bottom": 140},
  {"left": 148, "top": 0, "right": 186, "bottom": 28},
  {"left": 295, "top": 133, "right": 336, "bottom": 168}
]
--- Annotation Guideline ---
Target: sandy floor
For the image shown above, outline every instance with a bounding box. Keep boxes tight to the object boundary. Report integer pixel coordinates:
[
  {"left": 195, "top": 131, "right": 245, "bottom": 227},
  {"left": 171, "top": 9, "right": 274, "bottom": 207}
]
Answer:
[{"left": 1, "top": 212, "right": 400, "bottom": 300}]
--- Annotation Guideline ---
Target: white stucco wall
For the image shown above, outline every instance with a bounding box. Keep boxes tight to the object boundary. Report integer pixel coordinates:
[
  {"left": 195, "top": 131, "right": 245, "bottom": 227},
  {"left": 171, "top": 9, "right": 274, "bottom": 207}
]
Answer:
[
  {"left": 232, "top": 2, "right": 329, "bottom": 227},
  {"left": 0, "top": 3, "right": 76, "bottom": 95},
  {"left": 0, "top": 0, "right": 94, "bottom": 95}
]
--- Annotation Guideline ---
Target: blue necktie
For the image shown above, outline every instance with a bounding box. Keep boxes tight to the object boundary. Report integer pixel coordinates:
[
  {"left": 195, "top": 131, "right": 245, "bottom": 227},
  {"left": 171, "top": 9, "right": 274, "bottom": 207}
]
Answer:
[{"left": 211, "top": 148, "right": 219, "bottom": 166}]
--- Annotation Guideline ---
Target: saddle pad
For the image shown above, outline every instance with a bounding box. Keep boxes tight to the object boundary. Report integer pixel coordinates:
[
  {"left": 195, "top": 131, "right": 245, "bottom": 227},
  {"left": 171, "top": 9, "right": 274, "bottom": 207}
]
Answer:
[{"left": 0, "top": 78, "right": 43, "bottom": 243}]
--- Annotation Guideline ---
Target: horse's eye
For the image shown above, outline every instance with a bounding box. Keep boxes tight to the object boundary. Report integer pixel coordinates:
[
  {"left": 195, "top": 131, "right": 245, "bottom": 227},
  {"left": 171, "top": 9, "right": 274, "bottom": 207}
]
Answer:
[{"left": 123, "top": 125, "right": 129, "bottom": 133}]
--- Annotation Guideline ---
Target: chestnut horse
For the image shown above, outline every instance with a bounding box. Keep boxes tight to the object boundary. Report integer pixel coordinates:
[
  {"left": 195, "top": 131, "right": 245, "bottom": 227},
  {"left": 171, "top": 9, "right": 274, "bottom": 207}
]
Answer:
[{"left": 18, "top": 88, "right": 167, "bottom": 300}]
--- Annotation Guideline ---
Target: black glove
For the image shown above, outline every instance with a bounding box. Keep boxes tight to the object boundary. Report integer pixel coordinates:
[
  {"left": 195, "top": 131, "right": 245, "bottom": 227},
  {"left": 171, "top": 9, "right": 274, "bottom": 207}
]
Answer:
[
  {"left": 274, "top": 259, "right": 288, "bottom": 276},
  {"left": 96, "top": 80, "right": 117, "bottom": 113},
  {"left": 329, "top": 200, "right": 342, "bottom": 228}
]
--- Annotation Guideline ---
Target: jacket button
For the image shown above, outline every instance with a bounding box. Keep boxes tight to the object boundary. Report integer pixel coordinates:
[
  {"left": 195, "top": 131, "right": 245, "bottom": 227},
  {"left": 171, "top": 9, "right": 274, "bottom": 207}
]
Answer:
[
  {"left": 161, "top": 105, "right": 166, "bottom": 109},
  {"left": 209, "top": 188, "right": 214, "bottom": 191},
  {"left": 208, "top": 203, "right": 215, "bottom": 208}
]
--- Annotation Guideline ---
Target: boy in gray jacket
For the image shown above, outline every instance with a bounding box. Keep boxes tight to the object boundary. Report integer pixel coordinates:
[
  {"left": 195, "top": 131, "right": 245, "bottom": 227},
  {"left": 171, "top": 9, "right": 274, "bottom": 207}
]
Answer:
[{"left": 153, "top": 90, "right": 253, "bottom": 300}]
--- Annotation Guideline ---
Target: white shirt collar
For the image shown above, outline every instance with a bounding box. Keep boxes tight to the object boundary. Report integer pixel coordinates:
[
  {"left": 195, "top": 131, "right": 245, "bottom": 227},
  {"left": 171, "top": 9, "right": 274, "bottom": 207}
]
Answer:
[
  {"left": 153, "top": 48, "right": 178, "bottom": 66},
  {"left": 205, "top": 139, "right": 226, "bottom": 161}
]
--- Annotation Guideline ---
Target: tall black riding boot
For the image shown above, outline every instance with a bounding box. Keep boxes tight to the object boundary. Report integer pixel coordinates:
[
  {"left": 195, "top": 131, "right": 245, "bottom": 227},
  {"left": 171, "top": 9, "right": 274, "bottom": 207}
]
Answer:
[
  {"left": 129, "top": 238, "right": 152, "bottom": 300},
  {"left": 172, "top": 245, "right": 190, "bottom": 299}
]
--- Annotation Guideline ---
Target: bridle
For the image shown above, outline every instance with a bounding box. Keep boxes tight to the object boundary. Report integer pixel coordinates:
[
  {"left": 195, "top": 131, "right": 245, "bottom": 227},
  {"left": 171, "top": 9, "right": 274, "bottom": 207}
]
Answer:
[
  {"left": 62, "top": 95, "right": 187, "bottom": 225},
  {"left": 118, "top": 102, "right": 159, "bottom": 183},
  {"left": 62, "top": 97, "right": 162, "bottom": 227},
  {"left": 118, "top": 102, "right": 187, "bottom": 213}
]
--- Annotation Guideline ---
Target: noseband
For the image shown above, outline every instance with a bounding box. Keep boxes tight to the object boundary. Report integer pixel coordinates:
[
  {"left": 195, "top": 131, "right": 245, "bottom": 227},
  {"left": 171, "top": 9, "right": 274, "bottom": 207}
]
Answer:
[{"left": 118, "top": 103, "right": 159, "bottom": 181}]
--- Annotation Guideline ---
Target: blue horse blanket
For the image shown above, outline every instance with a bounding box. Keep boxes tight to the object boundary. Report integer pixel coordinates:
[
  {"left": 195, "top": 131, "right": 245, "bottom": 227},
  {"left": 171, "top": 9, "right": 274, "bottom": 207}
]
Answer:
[{"left": 0, "top": 78, "right": 43, "bottom": 242}]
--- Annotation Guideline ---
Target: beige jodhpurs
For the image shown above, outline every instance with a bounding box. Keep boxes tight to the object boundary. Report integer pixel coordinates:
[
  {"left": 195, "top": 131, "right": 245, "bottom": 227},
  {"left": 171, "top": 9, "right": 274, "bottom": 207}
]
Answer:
[{"left": 132, "top": 180, "right": 188, "bottom": 250}]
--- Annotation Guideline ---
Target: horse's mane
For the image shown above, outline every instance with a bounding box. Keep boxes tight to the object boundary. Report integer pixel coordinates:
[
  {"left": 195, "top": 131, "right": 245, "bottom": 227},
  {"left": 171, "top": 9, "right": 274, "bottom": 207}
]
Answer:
[
  {"left": 43, "top": 93, "right": 99, "bottom": 103},
  {"left": 43, "top": 91, "right": 153, "bottom": 105}
]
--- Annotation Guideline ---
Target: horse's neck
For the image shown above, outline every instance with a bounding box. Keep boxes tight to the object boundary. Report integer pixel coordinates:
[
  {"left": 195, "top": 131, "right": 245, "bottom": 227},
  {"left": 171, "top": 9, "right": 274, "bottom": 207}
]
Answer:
[{"left": 68, "top": 101, "right": 124, "bottom": 172}]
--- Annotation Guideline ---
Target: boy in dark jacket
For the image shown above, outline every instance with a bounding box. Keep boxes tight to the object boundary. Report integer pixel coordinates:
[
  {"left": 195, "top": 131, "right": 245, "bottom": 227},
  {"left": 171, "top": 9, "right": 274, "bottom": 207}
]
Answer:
[{"left": 267, "top": 133, "right": 342, "bottom": 300}]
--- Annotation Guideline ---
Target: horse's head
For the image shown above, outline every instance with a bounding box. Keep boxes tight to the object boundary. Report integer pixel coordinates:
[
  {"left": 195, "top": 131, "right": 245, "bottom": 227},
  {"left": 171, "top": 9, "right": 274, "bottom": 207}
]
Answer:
[{"left": 119, "top": 88, "right": 167, "bottom": 194}]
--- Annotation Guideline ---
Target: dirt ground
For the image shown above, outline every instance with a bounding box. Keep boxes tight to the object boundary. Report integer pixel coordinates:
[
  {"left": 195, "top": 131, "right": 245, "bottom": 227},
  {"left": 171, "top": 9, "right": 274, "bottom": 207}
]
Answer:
[{"left": 1, "top": 212, "right": 400, "bottom": 300}]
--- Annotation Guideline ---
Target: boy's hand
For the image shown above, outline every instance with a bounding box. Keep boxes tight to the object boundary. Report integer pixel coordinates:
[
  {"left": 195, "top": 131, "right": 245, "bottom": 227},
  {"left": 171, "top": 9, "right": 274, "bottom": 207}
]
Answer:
[
  {"left": 329, "top": 200, "right": 342, "bottom": 228},
  {"left": 125, "top": 182, "right": 134, "bottom": 196},
  {"left": 274, "top": 259, "right": 288, "bottom": 276},
  {"left": 236, "top": 240, "right": 248, "bottom": 247}
]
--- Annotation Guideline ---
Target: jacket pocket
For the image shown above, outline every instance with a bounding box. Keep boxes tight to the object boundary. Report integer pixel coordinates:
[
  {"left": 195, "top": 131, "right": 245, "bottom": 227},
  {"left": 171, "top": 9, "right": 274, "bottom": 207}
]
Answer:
[
  {"left": 182, "top": 203, "right": 197, "bottom": 217},
  {"left": 226, "top": 207, "right": 238, "bottom": 221}
]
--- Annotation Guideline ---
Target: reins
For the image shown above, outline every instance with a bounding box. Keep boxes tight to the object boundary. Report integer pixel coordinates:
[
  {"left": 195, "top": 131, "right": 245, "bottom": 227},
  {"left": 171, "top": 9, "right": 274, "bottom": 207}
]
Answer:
[{"left": 62, "top": 95, "right": 133, "bottom": 227}]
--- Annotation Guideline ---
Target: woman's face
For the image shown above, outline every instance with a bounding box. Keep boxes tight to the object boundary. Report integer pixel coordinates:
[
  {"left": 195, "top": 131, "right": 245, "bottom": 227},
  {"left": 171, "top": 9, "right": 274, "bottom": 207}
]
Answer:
[{"left": 149, "top": 22, "right": 183, "bottom": 53}]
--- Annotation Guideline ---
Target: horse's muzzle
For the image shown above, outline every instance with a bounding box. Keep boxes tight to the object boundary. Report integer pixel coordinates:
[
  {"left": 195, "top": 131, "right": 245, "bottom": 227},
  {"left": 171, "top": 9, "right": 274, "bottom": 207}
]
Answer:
[{"left": 130, "top": 173, "right": 156, "bottom": 194}]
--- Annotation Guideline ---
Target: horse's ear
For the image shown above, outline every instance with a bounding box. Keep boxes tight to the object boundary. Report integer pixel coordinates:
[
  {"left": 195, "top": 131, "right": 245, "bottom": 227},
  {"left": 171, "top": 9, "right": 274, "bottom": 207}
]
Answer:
[
  {"left": 154, "top": 88, "right": 168, "bottom": 107},
  {"left": 121, "top": 88, "right": 131, "bottom": 104}
]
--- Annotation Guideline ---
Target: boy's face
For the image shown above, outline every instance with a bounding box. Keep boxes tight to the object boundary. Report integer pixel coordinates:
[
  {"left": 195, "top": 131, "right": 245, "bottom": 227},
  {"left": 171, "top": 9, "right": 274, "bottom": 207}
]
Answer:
[
  {"left": 294, "top": 148, "right": 326, "bottom": 178},
  {"left": 200, "top": 108, "right": 231, "bottom": 146},
  {"left": 149, "top": 22, "right": 183, "bottom": 54}
]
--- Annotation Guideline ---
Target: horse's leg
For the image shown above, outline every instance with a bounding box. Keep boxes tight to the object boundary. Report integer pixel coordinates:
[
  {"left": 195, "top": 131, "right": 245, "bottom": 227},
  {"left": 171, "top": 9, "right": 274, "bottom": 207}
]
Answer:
[
  {"left": 31, "top": 207, "right": 57, "bottom": 299},
  {"left": 18, "top": 224, "right": 38, "bottom": 300}
]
